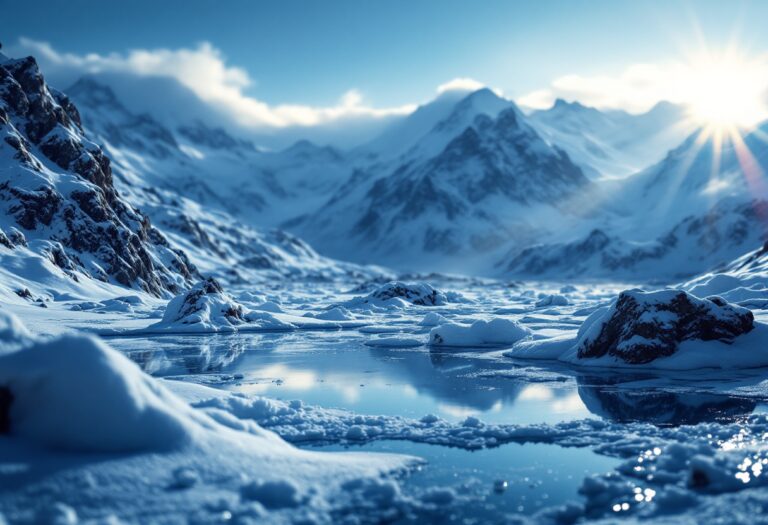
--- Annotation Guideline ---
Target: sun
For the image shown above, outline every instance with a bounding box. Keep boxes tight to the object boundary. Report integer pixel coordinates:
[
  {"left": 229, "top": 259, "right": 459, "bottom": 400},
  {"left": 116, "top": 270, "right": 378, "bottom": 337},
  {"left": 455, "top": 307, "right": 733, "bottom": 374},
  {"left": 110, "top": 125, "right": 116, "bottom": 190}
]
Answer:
[{"left": 682, "top": 51, "right": 768, "bottom": 130}]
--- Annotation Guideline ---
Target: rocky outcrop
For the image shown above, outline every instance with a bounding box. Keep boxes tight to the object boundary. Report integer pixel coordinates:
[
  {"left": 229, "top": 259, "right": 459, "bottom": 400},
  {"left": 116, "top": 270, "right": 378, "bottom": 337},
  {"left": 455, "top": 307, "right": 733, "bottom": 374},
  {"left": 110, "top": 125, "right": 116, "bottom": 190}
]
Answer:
[
  {"left": 342, "top": 281, "right": 448, "bottom": 308},
  {"left": 162, "top": 277, "right": 245, "bottom": 325},
  {"left": 0, "top": 54, "right": 198, "bottom": 296},
  {"left": 576, "top": 289, "right": 754, "bottom": 364}
]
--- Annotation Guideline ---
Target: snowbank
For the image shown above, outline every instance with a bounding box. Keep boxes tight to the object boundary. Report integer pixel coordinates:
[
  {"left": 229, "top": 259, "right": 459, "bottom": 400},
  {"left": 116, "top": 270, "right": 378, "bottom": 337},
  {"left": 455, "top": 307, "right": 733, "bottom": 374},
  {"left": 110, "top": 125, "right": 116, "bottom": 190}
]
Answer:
[
  {"left": 419, "top": 312, "right": 448, "bottom": 326},
  {"left": 0, "top": 311, "right": 417, "bottom": 523},
  {"left": 507, "top": 289, "right": 768, "bottom": 369},
  {"left": 0, "top": 332, "right": 200, "bottom": 452},
  {"left": 428, "top": 318, "right": 531, "bottom": 348},
  {"left": 535, "top": 293, "right": 570, "bottom": 307},
  {"left": 307, "top": 306, "right": 356, "bottom": 321}
]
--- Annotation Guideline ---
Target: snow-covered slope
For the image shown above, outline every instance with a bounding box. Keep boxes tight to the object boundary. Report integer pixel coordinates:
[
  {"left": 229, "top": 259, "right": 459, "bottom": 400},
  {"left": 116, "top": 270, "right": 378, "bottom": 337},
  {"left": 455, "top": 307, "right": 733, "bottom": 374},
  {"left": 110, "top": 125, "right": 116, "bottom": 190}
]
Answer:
[
  {"left": 528, "top": 99, "right": 694, "bottom": 179},
  {"left": 359, "top": 88, "right": 514, "bottom": 161},
  {"left": 292, "top": 90, "right": 593, "bottom": 272},
  {"left": 0, "top": 53, "right": 198, "bottom": 298},
  {"left": 66, "top": 76, "right": 386, "bottom": 284},
  {"left": 500, "top": 119, "right": 768, "bottom": 281},
  {"left": 67, "top": 76, "right": 355, "bottom": 228}
]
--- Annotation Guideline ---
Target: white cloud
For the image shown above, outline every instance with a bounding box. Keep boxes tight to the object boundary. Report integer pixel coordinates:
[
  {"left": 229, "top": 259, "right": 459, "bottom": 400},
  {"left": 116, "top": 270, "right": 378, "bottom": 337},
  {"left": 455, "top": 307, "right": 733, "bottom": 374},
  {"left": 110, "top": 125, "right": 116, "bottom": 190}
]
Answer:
[
  {"left": 436, "top": 77, "right": 504, "bottom": 97},
  {"left": 518, "top": 63, "right": 682, "bottom": 112},
  {"left": 16, "top": 38, "right": 415, "bottom": 129},
  {"left": 517, "top": 53, "right": 768, "bottom": 118},
  {"left": 436, "top": 77, "right": 486, "bottom": 94}
]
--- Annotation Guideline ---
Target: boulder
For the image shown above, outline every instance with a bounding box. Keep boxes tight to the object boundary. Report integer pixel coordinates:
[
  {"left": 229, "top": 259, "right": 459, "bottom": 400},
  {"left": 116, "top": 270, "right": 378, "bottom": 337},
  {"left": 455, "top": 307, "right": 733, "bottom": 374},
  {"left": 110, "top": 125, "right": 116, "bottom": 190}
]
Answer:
[{"left": 576, "top": 289, "right": 754, "bottom": 364}]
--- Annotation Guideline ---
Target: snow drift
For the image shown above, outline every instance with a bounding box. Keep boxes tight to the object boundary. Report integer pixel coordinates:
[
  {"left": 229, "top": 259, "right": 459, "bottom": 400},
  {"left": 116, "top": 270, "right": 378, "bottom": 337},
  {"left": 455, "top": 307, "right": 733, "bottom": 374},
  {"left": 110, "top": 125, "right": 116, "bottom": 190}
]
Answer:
[
  {"left": 0, "top": 310, "right": 416, "bottom": 522},
  {"left": 429, "top": 318, "right": 531, "bottom": 348}
]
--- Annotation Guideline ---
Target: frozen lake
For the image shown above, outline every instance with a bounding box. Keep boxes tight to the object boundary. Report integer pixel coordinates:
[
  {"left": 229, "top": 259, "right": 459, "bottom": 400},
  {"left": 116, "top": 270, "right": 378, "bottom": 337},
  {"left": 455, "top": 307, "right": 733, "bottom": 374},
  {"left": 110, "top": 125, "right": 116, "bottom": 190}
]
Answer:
[{"left": 104, "top": 279, "right": 768, "bottom": 522}]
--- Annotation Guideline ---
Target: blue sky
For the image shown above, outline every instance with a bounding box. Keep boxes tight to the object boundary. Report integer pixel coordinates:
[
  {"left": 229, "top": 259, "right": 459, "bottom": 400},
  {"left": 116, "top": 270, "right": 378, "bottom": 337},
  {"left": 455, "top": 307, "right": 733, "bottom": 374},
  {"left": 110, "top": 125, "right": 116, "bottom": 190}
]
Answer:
[
  {"left": 3, "top": 0, "right": 768, "bottom": 142},
  {"left": 3, "top": 0, "right": 761, "bottom": 106}
]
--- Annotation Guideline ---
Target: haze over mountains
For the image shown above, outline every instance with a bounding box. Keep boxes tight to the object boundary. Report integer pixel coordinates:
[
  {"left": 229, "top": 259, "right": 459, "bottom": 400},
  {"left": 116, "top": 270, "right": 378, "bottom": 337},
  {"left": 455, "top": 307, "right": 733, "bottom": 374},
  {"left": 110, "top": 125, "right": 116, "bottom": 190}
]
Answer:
[{"left": 3, "top": 47, "right": 768, "bottom": 299}]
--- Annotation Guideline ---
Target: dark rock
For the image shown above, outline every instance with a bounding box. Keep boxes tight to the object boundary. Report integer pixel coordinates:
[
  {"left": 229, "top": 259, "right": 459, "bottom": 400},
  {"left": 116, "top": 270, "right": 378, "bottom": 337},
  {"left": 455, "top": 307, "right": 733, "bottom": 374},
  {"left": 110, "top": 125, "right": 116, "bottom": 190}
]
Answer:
[
  {"left": 577, "top": 289, "right": 754, "bottom": 364},
  {"left": 0, "top": 53, "right": 199, "bottom": 296},
  {"left": 0, "top": 387, "right": 12, "bottom": 434},
  {"left": 14, "top": 288, "right": 32, "bottom": 300},
  {"left": 367, "top": 281, "right": 446, "bottom": 306}
]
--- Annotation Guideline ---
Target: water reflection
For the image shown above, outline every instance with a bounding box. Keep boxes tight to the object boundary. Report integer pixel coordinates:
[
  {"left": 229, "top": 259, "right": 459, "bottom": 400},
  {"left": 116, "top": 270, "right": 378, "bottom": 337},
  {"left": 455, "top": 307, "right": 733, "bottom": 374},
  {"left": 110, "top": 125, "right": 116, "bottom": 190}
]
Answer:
[
  {"left": 575, "top": 374, "right": 758, "bottom": 425},
  {"left": 108, "top": 331, "right": 768, "bottom": 426}
]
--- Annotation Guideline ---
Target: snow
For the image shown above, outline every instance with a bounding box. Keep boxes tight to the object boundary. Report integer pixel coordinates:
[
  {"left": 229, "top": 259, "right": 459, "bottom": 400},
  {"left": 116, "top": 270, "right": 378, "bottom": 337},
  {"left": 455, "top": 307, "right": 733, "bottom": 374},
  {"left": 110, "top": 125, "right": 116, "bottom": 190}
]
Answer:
[
  {"left": 143, "top": 278, "right": 295, "bottom": 334},
  {"left": 0, "top": 329, "right": 197, "bottom": 452},
  {"left": 342, "top": 281, "right": 449, "bottom": 309},
  {"left": 0, "top": 311, "right": 417, "bottom": 523},
  {"left": 535, "top": 293, "right": 570, "bottom": 307},
  {"left": 508, "top": 288, "right": 768, "bottom": 370},
  {"left": 429, "top": 318, "right": 531, "bottom": 348},
  {"left": 419, "top": 312, "right": 448, "bottom": 326},
  {"left": 8, "top": 42, "right": 768, "bottom": 525}
]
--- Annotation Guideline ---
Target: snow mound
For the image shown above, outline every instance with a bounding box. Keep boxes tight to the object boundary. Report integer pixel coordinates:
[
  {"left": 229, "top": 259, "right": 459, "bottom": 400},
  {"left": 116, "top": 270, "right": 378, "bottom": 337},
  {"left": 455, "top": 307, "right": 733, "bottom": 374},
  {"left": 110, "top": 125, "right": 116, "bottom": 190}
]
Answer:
[
  {"left": 535, "top": 294, "right": 570, "bottom": 307},
  {"left": 419, "top": 312, "right": 448, "bottom": 326},
  {"left": 0, "top": 309, "right": 32, "bottom": 349},
  {"left": 574, "top": 289, "right": 754, "bottom": 364},
  {"left": 428, "top": 318, "right": 531, "bottom": 347},
  {"left": 344, "top": 281, "right": 448, "bottom": 309},
  {"left": 0, "top": 311, "right": 198, "bottom": 452},
  {"left": 309, "top": 306, "right": 356, "bottom": 321},
  {"left": 149, "top": 278, "right": 293, "bottom": 333}
]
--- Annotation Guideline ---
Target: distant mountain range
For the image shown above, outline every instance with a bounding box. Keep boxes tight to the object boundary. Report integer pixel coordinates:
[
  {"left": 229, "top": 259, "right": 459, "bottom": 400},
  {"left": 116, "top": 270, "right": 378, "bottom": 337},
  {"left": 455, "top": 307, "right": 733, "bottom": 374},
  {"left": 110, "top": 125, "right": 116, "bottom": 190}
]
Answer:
[
  {"left": 3, "top": 47, "right": 767, "bottom": 293},
  {"left": 527, "top": 98, "right": 695, "bottom": 179}
]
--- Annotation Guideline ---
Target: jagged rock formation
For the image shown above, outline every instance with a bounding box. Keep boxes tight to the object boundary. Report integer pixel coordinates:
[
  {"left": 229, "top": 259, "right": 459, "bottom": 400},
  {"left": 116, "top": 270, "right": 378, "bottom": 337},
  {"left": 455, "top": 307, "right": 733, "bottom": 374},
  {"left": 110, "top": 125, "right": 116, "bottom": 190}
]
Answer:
[
  {"left": 0, "top": 54, "right": 198, "bottom": 296},
  {"left": 577, "top": 289, "right": 754, "bottom": 364}
]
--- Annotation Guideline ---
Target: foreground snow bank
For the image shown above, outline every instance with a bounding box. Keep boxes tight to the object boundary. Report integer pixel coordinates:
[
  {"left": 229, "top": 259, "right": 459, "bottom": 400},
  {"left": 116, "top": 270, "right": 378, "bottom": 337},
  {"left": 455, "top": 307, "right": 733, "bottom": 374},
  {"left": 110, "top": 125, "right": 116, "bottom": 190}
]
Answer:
[
  {"left": 147, "top": 278, "right": 294, "bottom": 333},
  {"left": 508, "top": 289, "right": 768, "bottom": 369},
  {"left": 0, "top": 332, "right": 198, "bottom": 452},
  {"left": 429, "top": 318, "right": 530, "bottom": 348},
  {"left": 0, "top": 311, "right": 416, "bottom": 522}
]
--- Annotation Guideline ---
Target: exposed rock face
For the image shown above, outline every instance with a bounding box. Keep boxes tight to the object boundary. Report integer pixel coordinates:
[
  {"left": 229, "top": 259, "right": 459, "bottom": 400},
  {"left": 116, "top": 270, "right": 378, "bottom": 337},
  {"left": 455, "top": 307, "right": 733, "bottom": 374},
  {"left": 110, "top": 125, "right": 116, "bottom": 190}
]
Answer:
[
  {"left": 577, "top": 289, "right": 754, "bottom": 364},
  {"left": 0, "top": 54, "right": 198, "bottom": 296}
]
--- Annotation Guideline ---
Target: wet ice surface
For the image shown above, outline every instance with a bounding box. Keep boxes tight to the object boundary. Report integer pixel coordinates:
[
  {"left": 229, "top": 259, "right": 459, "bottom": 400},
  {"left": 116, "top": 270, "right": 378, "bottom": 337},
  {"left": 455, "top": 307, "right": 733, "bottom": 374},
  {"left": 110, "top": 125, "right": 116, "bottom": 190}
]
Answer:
[
  {"left": 105, "top": 280, "right": 768, "bottom": 522},
  {"left": 112, "top": 331, "right": 593, "bottom": 425},
  {"left": 319, "top": 441, "right": 620, "bottom": 522}
]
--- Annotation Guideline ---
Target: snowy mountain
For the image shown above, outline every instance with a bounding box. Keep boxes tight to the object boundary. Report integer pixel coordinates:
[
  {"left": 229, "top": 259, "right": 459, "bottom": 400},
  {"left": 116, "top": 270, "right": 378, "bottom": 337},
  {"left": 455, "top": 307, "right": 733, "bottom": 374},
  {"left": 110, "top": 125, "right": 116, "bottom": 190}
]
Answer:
[
  {"left": 528, "top": 99, "right": 694, "bottom": 179},
  {"left": 500, "top": 122, "right": 768, "bottom": 281},
  {"left": 0, "top": 53, "right": 198, "bottom": 298},
  {"left": 359, "top": 87, "right": 514, "bottom": 161},
  {"left": 67, "top": 75, "right": 356, "bottom": 228},
  {"left": 292, "top": 90, "right": 593, "bottom": 272},
  {"left": 60, "top": 72, "right": 768, "bottom": 282},
  {"left": 65, "top": 76, "right": 381, "bottom": 283}
]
